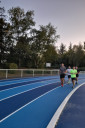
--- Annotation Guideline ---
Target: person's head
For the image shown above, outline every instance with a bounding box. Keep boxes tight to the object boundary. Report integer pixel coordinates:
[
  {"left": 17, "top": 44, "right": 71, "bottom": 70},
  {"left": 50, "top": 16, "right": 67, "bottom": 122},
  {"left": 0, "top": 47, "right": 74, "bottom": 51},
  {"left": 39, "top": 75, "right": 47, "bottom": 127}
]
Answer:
[
  {"left": 68, "top": 66, "right": 71, "bottom": 69},
  {"left": 76, "top": 66, "right": 78, "bottom": 69},
  {"left": 73, "top": 66, "right": 75, "bottom": 70},
  {"left": 61, "top": 63, "right": 64, "bottom": 67}
]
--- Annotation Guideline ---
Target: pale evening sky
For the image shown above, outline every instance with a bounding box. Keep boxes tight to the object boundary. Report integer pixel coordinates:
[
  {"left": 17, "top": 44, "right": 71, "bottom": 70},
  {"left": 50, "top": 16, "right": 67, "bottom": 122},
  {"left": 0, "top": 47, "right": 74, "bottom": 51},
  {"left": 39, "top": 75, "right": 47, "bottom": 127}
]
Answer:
[{"left": 1, "top": 0, "right": 85, "bottom": 49}]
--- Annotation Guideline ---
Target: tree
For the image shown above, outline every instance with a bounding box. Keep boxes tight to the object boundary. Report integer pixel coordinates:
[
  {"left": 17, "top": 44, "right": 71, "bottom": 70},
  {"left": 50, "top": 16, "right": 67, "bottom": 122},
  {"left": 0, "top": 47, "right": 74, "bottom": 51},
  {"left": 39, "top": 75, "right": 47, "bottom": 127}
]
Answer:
[
  {"left": 43, "top": 44, "right": 58, "bottom": 68},
  {"left": 8, "top": 7, "right": 35, "bottom": 68},
  {"left": 59, "top": 43, "right": 66, "bottom": 55},
  {"left": 58, "top": 43, "right": 66, "bottom": 64},
  {"left": 73, "top": 44, "right": 84, "bottom": 66},
  {"left": 30, "top": 23, "right": 59, "bottom": 68},
  {"left": 8, "top": 7, "right": 35, "bottom": 41},
  {"left": 14, "top": 36, "right": 31, "bottom": 67},
  {"left": 0, "top": 7, "right": 12, "bottom": 68},
  {"left": 69, "top": 42, "right": 72, "bottom": 50}
]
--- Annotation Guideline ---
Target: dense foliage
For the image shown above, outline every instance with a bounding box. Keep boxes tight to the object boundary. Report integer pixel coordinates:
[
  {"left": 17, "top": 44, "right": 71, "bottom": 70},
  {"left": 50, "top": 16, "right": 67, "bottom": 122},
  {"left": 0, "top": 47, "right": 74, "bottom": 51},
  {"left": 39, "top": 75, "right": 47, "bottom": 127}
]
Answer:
[{"left": 0, "top": 7, "right": 85, "bottom": 69}]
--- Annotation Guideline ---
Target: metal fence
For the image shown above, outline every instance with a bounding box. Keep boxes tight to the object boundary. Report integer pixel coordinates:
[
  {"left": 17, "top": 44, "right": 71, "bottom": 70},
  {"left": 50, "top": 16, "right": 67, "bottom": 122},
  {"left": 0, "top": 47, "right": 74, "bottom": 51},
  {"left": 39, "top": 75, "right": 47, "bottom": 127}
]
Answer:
[{"left": 0, "top": 69, "right": 59, "bottom": 79}]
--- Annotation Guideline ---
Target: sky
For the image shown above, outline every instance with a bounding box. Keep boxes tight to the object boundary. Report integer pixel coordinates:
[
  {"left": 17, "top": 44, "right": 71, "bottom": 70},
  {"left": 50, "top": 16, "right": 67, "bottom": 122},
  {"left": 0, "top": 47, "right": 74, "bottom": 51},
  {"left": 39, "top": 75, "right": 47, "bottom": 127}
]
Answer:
[{"left": 1, "top": 0, "right": 85, "bottom": 49}]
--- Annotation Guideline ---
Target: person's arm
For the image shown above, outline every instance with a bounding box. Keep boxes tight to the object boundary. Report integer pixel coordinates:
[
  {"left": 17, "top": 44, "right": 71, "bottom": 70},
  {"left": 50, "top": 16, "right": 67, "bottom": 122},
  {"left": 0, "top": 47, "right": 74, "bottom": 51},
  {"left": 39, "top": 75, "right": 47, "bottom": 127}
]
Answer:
[
  {"left": 59, "top": 69, "right": 61, "bottom": 74},
  {"left": 76, "top": 70, "right": 77, "bottom": 74},
  {"left": 64, "top": 67, "right": 67, "bottom": 74},
  {"left": 78, "top": 70, "right": 80, "bottom": 74},
  {"left": 65, "top": 69, "right": 67, "bottom": 73},
  {"left": 74, "top": 70, "right": 77, "bottom": 75}
]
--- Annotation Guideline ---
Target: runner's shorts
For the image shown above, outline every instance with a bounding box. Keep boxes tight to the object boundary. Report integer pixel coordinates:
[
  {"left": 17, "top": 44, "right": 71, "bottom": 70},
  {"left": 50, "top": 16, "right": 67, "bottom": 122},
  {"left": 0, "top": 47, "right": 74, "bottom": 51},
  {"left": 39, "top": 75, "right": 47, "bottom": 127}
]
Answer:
[
  {"left": 60, "top": 74, "right": 65, "bottom": 78},
  {"left": 76, "top": 74, "right": 79, "bottom": 77},
  {"left": 71, "top": 78, "right": 76, "bottom": 81},
  {"left": 68, "top": 75, "right": 71, "bottom": 78}
]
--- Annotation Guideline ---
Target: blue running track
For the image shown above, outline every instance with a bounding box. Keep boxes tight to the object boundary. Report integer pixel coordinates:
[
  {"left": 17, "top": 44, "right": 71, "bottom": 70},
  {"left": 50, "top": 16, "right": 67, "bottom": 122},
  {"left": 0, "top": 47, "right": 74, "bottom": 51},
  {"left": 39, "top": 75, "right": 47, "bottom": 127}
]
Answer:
[
  {"left": 0, "top": 75, "right": 85, "bottom": 128},
  {"left": 56, "top": 83, "right": 85, "bottom": 128}
]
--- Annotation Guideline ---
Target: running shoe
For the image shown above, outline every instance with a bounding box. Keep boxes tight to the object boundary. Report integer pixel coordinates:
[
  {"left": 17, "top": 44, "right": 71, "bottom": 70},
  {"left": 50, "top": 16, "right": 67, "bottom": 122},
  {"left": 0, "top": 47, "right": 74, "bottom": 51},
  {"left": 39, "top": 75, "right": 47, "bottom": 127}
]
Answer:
[
  {"left": 68, "top": 80, "right": 71, "bottom": 84},
  {"left": 61, "top": 84, "right": 64, "bottom": 87},
  {"left": 72, "top": 86, "right": 74, "bottom": 89}
]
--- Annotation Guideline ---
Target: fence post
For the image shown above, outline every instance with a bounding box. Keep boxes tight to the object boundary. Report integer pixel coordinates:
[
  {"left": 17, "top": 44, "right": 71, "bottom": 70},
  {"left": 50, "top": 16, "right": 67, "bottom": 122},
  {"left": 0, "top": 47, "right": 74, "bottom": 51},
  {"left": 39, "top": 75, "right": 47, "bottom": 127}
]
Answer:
[
  {"left": 6, "top": 69, "right": 8, "bottom": 79},
  {"left": 21, "top": 69, "right": 23, "bottom": 78},
  {"left": 58, "top": 70, "right": 59, "bottom": 75},
  {"left": 51, "top": 70, "right": 52, "bottom": 75},
  {"left": 42, "top": 70, "right": 44, "bottom": 76},
  {"left": 33, "top": 70, "right": 34, "bottom": 77}
]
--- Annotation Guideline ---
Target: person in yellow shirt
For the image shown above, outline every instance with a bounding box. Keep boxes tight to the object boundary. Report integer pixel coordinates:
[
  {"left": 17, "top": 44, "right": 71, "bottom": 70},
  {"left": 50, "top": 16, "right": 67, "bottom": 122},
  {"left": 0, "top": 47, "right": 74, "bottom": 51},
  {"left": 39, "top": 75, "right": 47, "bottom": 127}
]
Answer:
[{"left": 70, "top": 66, "right": 77, "bottom": 88}]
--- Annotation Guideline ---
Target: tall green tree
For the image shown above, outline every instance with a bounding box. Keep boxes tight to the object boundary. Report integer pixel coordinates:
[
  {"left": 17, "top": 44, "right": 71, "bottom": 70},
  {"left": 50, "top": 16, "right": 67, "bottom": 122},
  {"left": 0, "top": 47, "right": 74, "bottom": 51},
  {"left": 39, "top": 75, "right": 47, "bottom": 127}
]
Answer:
[
  {"left": 30, "top": 23, "right": 59, "bottom": 68},
  {"left": 59, "top": 43, "right": 66, "bottom": 55},
  {"left": 8, "top": 7, "right": 35, "bottom": 39},
  {"left": 58, "top": 43, "right": 66, "bottom": 64},
  {"left": 43, "top": 44, "right": 58, "bottom": 68},
  {"left": 0, "top": 7, "right": 12, "bottom": 68},
  {"left": 8, "top": 7, "right": 35, "bottom": 67},
  {"left": 69, "top": 42, "right": 72, "bottom": 50},
  {"left": 13, "top": 36, "right": 31, "bottom": 67},
  {"left": 73, "top": 44, "right": 84, "bottom": 66}
]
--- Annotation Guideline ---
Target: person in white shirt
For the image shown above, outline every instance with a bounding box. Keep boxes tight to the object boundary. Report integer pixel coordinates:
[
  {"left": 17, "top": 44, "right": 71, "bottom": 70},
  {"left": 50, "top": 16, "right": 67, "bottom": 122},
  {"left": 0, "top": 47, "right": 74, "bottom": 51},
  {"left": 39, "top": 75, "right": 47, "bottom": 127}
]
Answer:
[{"left": 67, "top": 66, "right": 71, "bottom": 83}]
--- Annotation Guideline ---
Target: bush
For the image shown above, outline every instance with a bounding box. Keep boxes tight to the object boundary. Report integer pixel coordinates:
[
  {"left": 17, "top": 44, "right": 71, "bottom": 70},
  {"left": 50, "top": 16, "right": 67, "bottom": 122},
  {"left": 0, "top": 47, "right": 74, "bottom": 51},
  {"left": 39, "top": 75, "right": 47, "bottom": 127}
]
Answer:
[
  {"left": 9, "top": 63, "right": 18, "bottom": 74},
  {"left": 9, "top": 63, "right": 18, "bottom": 69}
]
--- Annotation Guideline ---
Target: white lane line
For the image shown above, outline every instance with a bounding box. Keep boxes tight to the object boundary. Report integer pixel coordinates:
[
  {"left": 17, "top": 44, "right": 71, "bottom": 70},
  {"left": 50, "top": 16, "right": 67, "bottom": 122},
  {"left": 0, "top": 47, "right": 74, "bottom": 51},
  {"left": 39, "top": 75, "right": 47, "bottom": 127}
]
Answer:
[
  {"left": 46, "top": 82, "right": 85, "bottom": 128},
  {"left": 0, "top": 80, "right": 60, "bottom": 102},
  {"left": 0, "top": 86, "right": 60, "bottom": 123},
  {"left": 0, "top": 77, "right": 55, "bottom": 86},
  {"left": 0, "top": 76, "right": 56, "bottom": 82},
  {"left": 0, "top": 79, "right": 59, "bottom": 93},
  {"left": 0, "top": 78, "right": 58, "bottom": 87},
  {"left": 0, "top": 78, "right": 82, "bottom": 101},
  {"left": 0, "top": 79, "right": 33, "bottom": 86},
  {"left": 0, "top": 76, "right": 58, "bottom": 86}
]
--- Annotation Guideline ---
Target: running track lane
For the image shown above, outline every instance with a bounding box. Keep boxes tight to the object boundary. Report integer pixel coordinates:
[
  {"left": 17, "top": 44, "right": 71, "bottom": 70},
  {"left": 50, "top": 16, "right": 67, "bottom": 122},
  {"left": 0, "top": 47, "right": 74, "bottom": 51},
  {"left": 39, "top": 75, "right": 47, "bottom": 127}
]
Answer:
[
  {"left": 0, "top": 79, "right": 85, "bottom": 127},
  {"left": 0, "top": 77, "right": 57, "bottom": 91},
  {"left": 0, "top": 82, "right": 59, "bottom": 121},
  {"left": 0, "top": 76, "right": 57, "bottom": 83},
  {"left": 0, "top": 80, "right": 58, "bottom": 101},
  {"left": 56, "top": 84, "right": 85, "bottom": 128},
  {"left": 0, "top": 77, "right": 40, "bottom": 82},
  {"left": 0, "top": 76, "right": 58, "bottom": 86}
]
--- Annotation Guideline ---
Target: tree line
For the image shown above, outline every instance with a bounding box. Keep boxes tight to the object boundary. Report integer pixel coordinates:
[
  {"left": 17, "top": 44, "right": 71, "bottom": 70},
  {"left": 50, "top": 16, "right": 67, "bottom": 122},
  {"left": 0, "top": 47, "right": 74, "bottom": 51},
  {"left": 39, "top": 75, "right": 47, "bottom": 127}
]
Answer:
[{"left": 0, "top": 6, "right": 85, "bottom": 70}]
